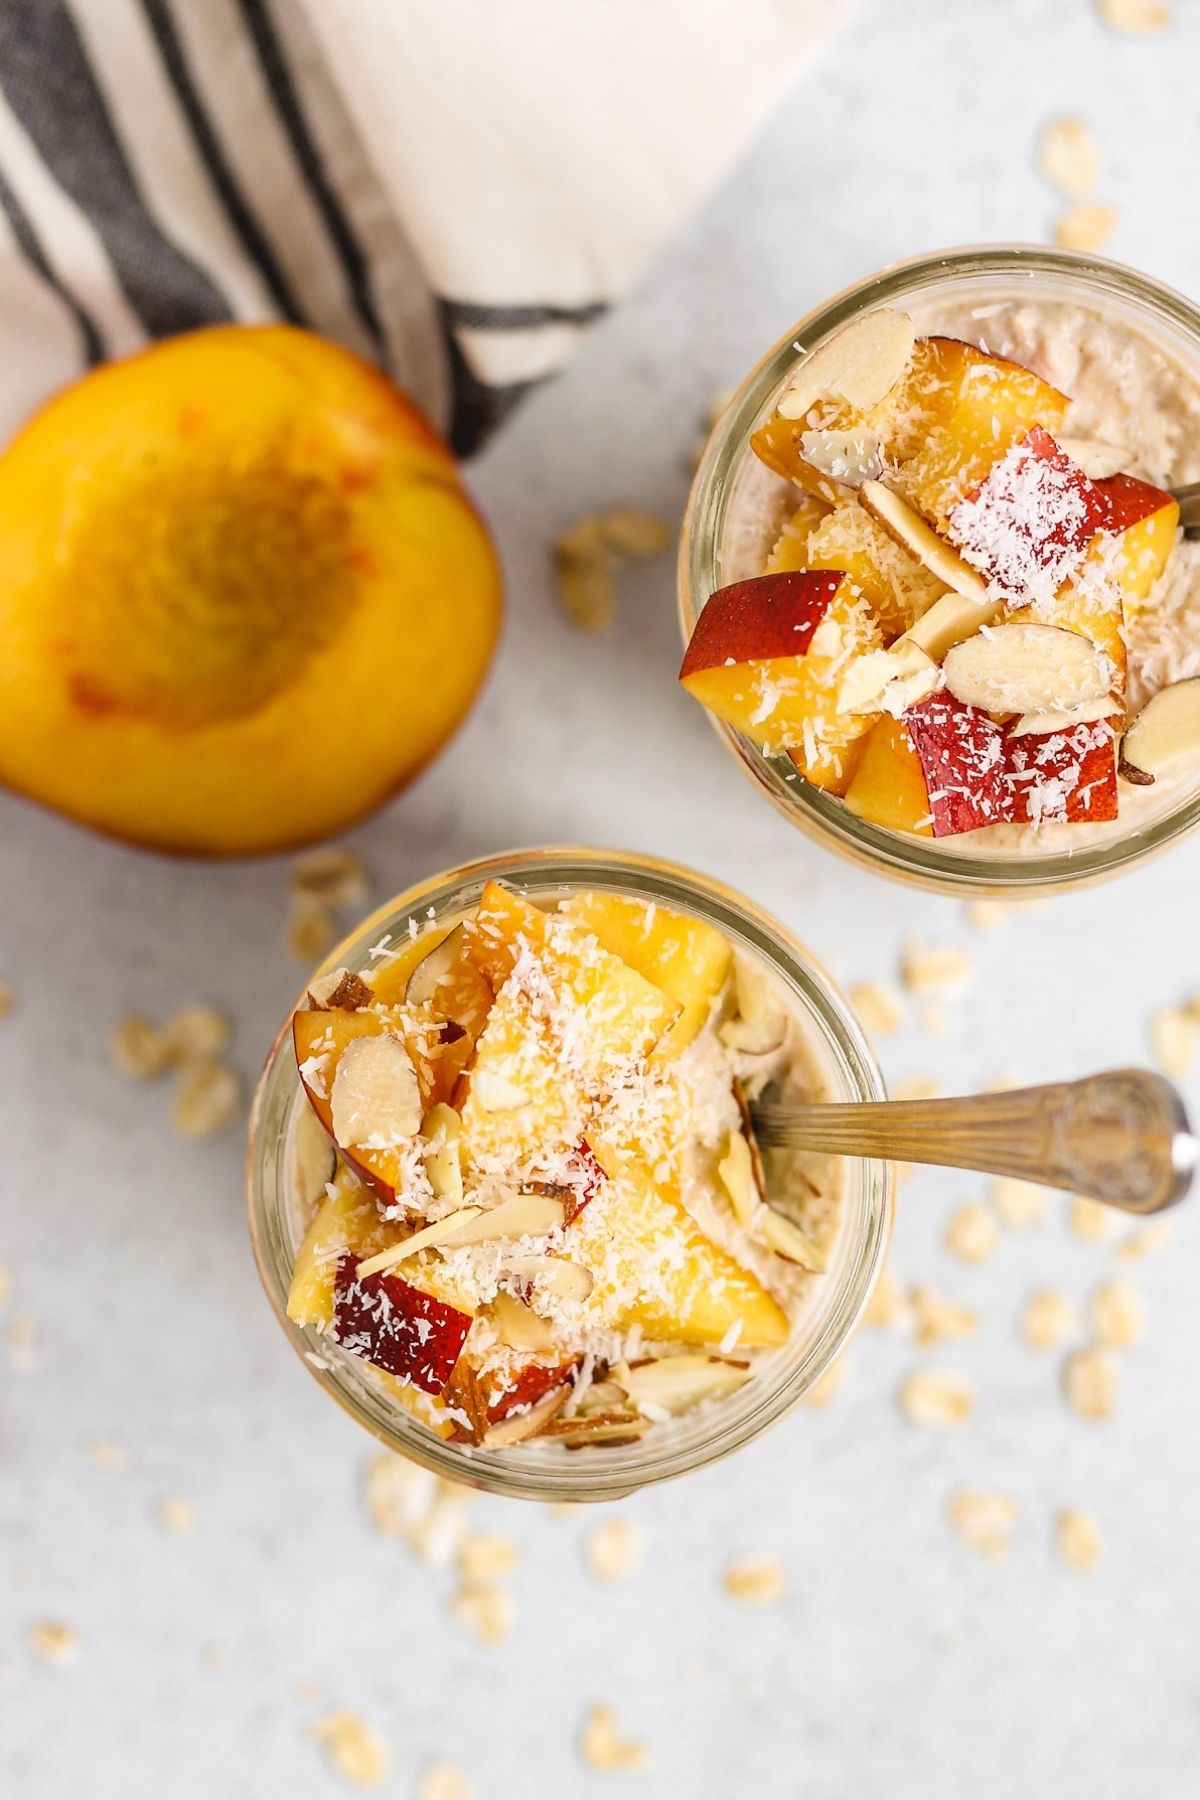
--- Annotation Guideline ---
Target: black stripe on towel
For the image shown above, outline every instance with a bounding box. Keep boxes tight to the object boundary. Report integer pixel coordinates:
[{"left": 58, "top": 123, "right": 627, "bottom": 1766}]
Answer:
[
  {"left": 0, "top": 162, "right": 103, "bottom": 364},
  {"left": 0, "top": 0, "right": 230, "bottom": 337},
  {"left": 435, "top": 300, "right": 538, "bottom": 456},
  {"left": 138, "top": 0, "right": 302, "bottom": 323},
  {"left": 236, "top": 0, "right": 386, "bottom": 357},
  {"left": 441, "top": 297, "right": 610, "bottom": 333}
]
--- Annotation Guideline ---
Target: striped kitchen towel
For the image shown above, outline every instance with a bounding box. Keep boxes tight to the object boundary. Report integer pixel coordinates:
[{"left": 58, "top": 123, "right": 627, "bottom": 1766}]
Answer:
[{"left": 0, "top": 0, "right": 855, "bottom": 455}]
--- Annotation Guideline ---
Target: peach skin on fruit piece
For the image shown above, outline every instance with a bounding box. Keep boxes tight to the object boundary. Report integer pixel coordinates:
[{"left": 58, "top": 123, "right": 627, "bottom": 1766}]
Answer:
[
  {"left": 1096, "top": 472, "right": 1180, "bottom": 622},
  {"left": 0, "top": 324, "right": 501, "bottom": 854},
  {"left": 946, "top": 427, "right": 1108, "bottom": 609},
  {"left": 904, "top": 692, "right": 1014, "bottom": 837},
  {"left": 558, "top": 891, "right": 731, "bottom": 1059},
  {"left": 680, "top": 570, "right": 882, "bottom": 765},
  {"left": 843, "top": 714, "right": 934, "bottom": 835},
  {"left": 894, "top": 338, "right": 1070, "bottom": 530},
  {"left": 1006, "top": 719, "right": 1118, "bottom": 826},
  {"left": 332, "top": 1254, "right": 473, "bottom": 1393}
]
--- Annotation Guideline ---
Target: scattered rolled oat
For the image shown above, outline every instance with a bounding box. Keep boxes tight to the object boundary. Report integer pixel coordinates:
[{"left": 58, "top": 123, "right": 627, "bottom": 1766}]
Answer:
[
  {"left": 945, "top": 1201, "right": 998, "bottom": 1264},
  {"left": 965, "top": 898, "right": 1015, "bottom": 931},
  {"left": 1116, "top": 1220, "right": 1173, "bottom": 1262},
  {"left": 1149, "top": 1005, "right": 1194, "bottom": 1075},
  {"left": 1054, "top": 203, "right": 1118, "bottom": 253},
  {"left": 0, "top": 1261, "right": 9, "bottom": 1308},
  {"left": 1062, "top": 1346, "right": 1119, "bottom": 1419},
  {"left": 9, "top": 1312, "right": 37, "bottom": 1372},
  {"left": 157, "top": 1496, "right": 197, "bottom": 1535},
  {"left": 991, "top": 1176, "right": 1047, "bottom": 1229},
  {"left": 1069, "top": 1196, "right": 1116, "bottom": 1243},
  {"left": 162, "top": 1003, "right": 231, "bottom": 1064},
  {"left": 848, "top": 980, "right": 904, "bottom": 1036},
  {"left": 290, "top": 847, "right": 371, "bottom": 912},
  {"left": 457, "top": 1531, "right": 518, "bottom": 1584},
  {"left": 863, "top": 1264, "right": 907, "bottom": 1329},
  {"left": 947, "top": 1489, "right": 1019, "bottom": 1558},
  {"left": 1097, "top": 0, "right": 1172, "bottom": 34},
  {"left": 900, "top": 939, "right": 975, "bottom": 997},
  {"left": 920, "top": 1005, "right": 948, "bottom": 1037},
  {"left": 0, "top": 978, "right": 13, "bottom": 1018},
  {"left": 579, "top": 1704, "right": 648, "bottom": 1772},
  {"left": 170, "top": 1059, "right": 242, "bottom": 1140},
  {"left": 899, "top": 1368, "right": 974, "bottom": 1428},
  {"left": 1021, "top": 1290, "right": 1076, "bottom": 1350},
  {"left": 287, "top": 904, "right": 338, "bottom": 964},
  {"left": 892, "top": 1074, "right": 941, "bottom": 1102},
  {"left": 1038, "top": 118, "right": 1101, "bottom": 198},
  {"left": 803, "top": 1354, "right": 847, "bottom": 1410},
  {"left": 910, "top": 1285, "right": 977, "bottom": 1348},
  {"left": 583, "top": 1517, "right": 643, "bottom": 1584},
  {"left": 451, "top": 1583, "right": 514, "bottom": 1645},
  {"left": 28, "top": 1621, "right": 79, "bottom": 1667},
  {"left": 362, "top": 1457, "right": 472, "bottom": 1567},
  {"left": 110, "top": 1014, "right": 172, "bottom": 1079},
  {"left": 311, "top": 1711, "right": 391, "bottom": 1789},
  {"left": 977, "top": 1070, "right": 1023, "bottom": 1094},
  {"left": 416, "top": 1763, "right": 477, "bottom": 1800},
  {"left": 722, "top": 1557, "right": 787, "bottom": 1606},
  {"left": 83, "top": 1438, "right": 129, "bottom": 1473},
  {"left": 1055, "top": 1507, "right": 1103, "bottom": 1571},
  {"left": 554, "top": 510, "right": 670, "bottom": 633},
  {"left": 1090, "top": 1278, "right": 1145, "bottom": 1347}
]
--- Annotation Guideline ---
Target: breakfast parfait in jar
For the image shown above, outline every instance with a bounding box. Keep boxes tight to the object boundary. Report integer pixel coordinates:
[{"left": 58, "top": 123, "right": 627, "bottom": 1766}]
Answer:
[
  {"left": 249, "top": 855, "right": 889, "bottom": 1494},
  {"left": 679, "top": 248, "right": 1200, "bottom": 890}
]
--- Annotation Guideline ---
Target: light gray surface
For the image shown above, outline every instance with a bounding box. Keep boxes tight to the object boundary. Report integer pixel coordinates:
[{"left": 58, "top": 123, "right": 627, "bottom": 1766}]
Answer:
[{"left": 4, "top": 2, "right": 1200, "bottom": 1796}]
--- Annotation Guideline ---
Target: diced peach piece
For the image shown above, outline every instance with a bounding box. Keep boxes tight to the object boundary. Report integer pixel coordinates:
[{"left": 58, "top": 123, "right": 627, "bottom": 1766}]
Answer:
[
  {"left": 904, "top": 693, "right": 1014, "bottom": 836},
  {"left": 680, "top": 571, "right": 883, "bottom": 776},
  {"left": 457, "top": 978, "right": 583, "bottom": 1174},
  {"left": 895, "top": 338, "right": 1070, "bottom": 529},
  {"left": 286, "top": 1169, "right": 383, "bottom": 1329},
  {"left": 805, "top": 499, "right": 948, "bottom": 640},
  {"left": 946, "top": 427, "right": 1108, "bottom": 608},
  {"left": 480, "top": 1357, "right": 581, "bottom": 1423},
  {"left": 765, "top": 494, "right": 831, "bottom": 573},
  {"left": 559, "top": 890, "right": 732, "bottom": 1058},
  {"left": 332, "top": 1254, "right": 473, "bottom": 1393},
  {"left": 843, "top": 715, "right": 933, "bottom": 835},
  {"left": 1007, "top": 719, "right": 1118, "bottom": 825},
  {"left": 365, "top": 924, "right": 456, "bottom": 1007},
  {"left": 1097, "top": 472, "right": 1180, "bottom": 620},
  {"left": 570, "top": 1155, "right": 788, "bottom": 1348}
]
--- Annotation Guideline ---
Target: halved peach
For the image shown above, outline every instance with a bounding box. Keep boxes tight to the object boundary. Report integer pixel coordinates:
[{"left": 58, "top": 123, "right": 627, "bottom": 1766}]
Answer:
[{"left": 0, "top": 325, "right": 501, "bottom": 853}]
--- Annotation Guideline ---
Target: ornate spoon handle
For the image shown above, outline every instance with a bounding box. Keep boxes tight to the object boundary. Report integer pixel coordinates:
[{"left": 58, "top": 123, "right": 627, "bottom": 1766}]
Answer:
[{"left": 751, "top": 1068, "right": 1196, "bottom": 1215}]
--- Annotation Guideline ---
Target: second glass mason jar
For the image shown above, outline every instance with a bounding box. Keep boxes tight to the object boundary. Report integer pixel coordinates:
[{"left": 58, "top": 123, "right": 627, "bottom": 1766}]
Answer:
[
  {"left": 247, "top": 848, "right": 892, "bottom": 1503},
  {"left": 679, "top": 245, "right": 1200, "bottom": 899}
]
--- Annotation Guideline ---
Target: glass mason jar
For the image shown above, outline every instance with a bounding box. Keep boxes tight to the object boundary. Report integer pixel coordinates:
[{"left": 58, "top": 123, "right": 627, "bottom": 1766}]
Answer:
[
  {"left": 247, "top": 847, "right": 892, "bottom": 1503},
  {"left": 679, "top": 245, "right": 1200, "bottom": 899}
]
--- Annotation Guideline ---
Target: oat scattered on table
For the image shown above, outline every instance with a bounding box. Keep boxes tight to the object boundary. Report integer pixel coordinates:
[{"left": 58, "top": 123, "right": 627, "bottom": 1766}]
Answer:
[
  {"left": 451, "top": 1582, "right": 514, "bottom": 1645},
  {"left": 892, "top": 1074, "right": 941, "bottom": 1102},
  {"left": 310, "top": 1710, "right": 391, "bottom": 1789},
  {"left": 947, "top": 1490, "right": 1019, "bottom": 1558},
  {"left": 848, "top": 980, "right": 904, "bottom": 1036},
  {"left": 9, "top": 1312, "right": 37, "bottom": 1372},
  {"left": 28, "top": 1621, "right": 79, "bottom": 1667},
  {"left": 0, "top": 978, "right": 14, "bottom": 1019},
  {"left": 554, "top": 509, "right": 670, "bottom": 634},
  {"left": 290, "top": 847, "right": 371, "bottom": 912},
  {"left": 1037, "top": 118, "right": 1101, "bottom": 197},
  {"left": 162, "top": 1003, "right": 231, "bottom": 1063},
  {"left": 362, "top": 1456, "right": 473, "bottom": 1567},
  {"left": 991, "top": 1176, "right": 1047, "bottom": 1229},
  {"left": 416, "top": 1763, "right": 477, "bottom": 1800},
  {"left": 1149, "top": 1005, "right": 1194, "bottom": 1075},
  {"left": 900, "top": 940, "right": 975, "bottom": 997},
  {"left": 583, "top": 1517, "right": 643, "bottom": 1584},
  {"left": 1069, "top": 1196, "right": 1116, "bottom": 1243},
  {"left": 899, "top": 1368, "right": 974, "bottom": 1428},
  {"left": 157, "top": 1496, "right": 197, "bottom": 1535},
  {"left": 722, "top": 1557, "right": 787, "bottom": 1606},
  {"left": 803, "top": 1354, "right": 848, "bottom": 1409},
  {"left": 0, "top": 1261, "right": 10, "bottom": 1309},
  {"left": 170, "top": 1059, "right": 242, "bottom": 1139},
  {"left": 1055, "top": 1507, "right": 1103, "bottom": 1571},
  {"left": 110, "top": 1014, "right": 173, "bottom": 1079},
  {"left": 911, "top": 1285, "right": 977, "bottom": 1348},
  {"left": 1090, "top": 1278, "right": 1145, "bottom": 1347},
  {"left": 579, "top": 1703, "right": 648, "bottom": 1771},
  {"left": 945, "top": 1202, "right": 998, "bottom": 1264},
  {"left": 287, "top": 904, "right": 338, "bottom": 964},
  {"left": 457, "top": 1531, "right": 518, "bottom": 1584},
  {"left": 1097, "top": 0, "right": 1173, "bottom": 34},
  {"left": 1053, "top": 203, "right": 1118, "bottom": 253},
  {"left": 1062, "top": 1346, "right": 1119, "bottom": 1419},
  {"left": 83, "top": 1437, "right": 129, "bottom": 1473},
  {"left": 863, "top": 1264, "right": 907, "bottom": 1330},
  {"left": 1116, "top": 1220, "right": 1173, "bottom": 1262},
  {"left": 1021, "top": 1290, "right": 1076, "bottom": 1350}
]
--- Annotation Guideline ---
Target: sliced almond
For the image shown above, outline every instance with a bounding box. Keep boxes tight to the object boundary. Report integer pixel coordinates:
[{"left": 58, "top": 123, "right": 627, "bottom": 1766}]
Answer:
[
  {"left": 1010, "top": 694, "right": 1116, "bottom": 736},
  {"left": 469, "top": 1069, "right": 531, "bottom": 1113},
  {"left": 356, "top": 1208, "right": 484, "bottom": 1278},
  {"left": 503, "top": 1256, "right": 594, "bottom": 1304},
  {"left": 718, "top": 1129, "right": 759, "bottom": 1228},
  {"left": 861, "top": 480, "right": 993, "bottom": 605},
  {"left": 942, "top": 622, "right": 1113, "bottom": 716},
  {"left": 620, "top": 1354, "right": 752, "bottom": 1415},
  {"left": 422, "top": 1102, "right": 464, "bottom": 1206},
  {"left": 1119, "top": 678, "right": 1200, "bottom": 782},
  {"left": 798, "top": 427, "right": 884, "bottom": 489},
  {"left": 898, "top": 588, "right": 1004, "bottom": 661},
  {"left": 405, "top": 926, "right": 464, "bottom": 1006},
  {"left": 837, "top": 641, "right": 940, "bottom": 717},
  {"left": 445, "top": 1190, "right": 566, "bottom": 1245},
  {"left": 330, "top": 1033, "right": 422, "bottom": 1149},
  {"left": 489, "top": 1290, "right": 557, "bottom": 1352},
  {"left": 540, "top": 1410, "right": 647, "bottom": 1444},
  {"left": 777, "top": 310, "right": 915, "bottom": 420},
  {"left": 481, "top": 1382, "right": 572, "bottom": 1447},
  {"left": 1056, "top": 437, "right": 1130, "bottom": 480},
  {"left": 760, "top": 1209, "right": 826, "bottom": 1271}
]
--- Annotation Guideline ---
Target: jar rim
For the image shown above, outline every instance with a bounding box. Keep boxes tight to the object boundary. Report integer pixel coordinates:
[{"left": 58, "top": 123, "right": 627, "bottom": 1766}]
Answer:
[
  {"left": 246, "top": 846, "right": 893, "bottom": 1501},
  {"left": 678, "top": 243, "right": 1200, "bottom": 899}
]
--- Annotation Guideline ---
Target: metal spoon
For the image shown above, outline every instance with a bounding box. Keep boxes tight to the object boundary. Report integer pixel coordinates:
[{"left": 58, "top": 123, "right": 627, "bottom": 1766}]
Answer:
[
  {"left": 1173, "top": 481, "right": 1200, "bottom": 538},
  {"left": 751, "top": 1067, "right": 1196, "bottom": 1215}
]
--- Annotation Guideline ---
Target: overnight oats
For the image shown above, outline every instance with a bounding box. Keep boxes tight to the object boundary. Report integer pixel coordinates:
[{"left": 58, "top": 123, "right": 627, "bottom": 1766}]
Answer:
[
  {"left": 248, "top": 852, "right": 890, "bottom": 1500},
  {"left": 680, "top": 247, "right": 1200, "bottom": 894}
]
